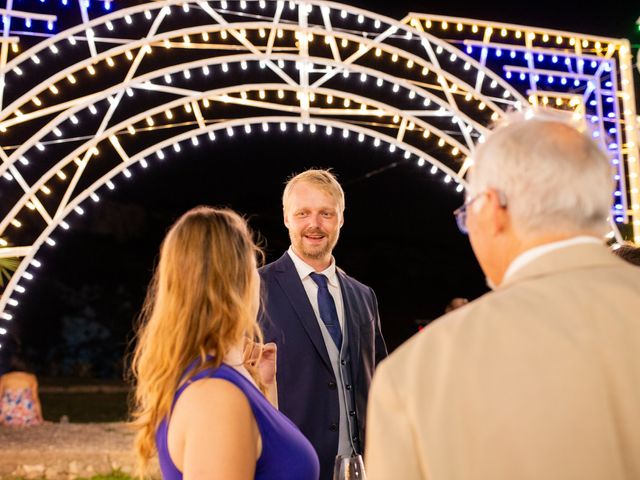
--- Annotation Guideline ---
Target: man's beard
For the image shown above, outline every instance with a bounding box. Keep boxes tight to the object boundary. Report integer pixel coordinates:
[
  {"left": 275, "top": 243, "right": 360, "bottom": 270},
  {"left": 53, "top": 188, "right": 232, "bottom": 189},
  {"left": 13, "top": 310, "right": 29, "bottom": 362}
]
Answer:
[{"left": 292, "top": 228, "right": 338, "bottom": 260}]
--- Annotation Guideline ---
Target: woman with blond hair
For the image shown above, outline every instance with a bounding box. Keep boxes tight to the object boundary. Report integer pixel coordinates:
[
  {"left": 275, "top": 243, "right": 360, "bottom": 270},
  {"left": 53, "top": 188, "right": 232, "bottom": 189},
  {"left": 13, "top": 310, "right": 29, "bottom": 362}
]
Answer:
[{"left": 131, "top": 206, "right": 319, "bottom": 480}]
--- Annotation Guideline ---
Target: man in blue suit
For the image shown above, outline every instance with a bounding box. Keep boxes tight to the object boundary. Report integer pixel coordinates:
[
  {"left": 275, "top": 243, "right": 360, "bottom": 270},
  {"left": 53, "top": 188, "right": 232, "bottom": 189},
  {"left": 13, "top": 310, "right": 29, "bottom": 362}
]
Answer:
[{"left": 259, "top": 169, "right": 387, "bottom": 480}]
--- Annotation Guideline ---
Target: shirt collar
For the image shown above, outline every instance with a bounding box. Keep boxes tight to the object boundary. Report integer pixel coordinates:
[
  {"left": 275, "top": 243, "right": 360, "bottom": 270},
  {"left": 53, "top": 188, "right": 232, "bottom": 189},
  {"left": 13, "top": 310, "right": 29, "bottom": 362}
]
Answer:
[
  {"left": 502, "top": 235, "right": 603, "bottom": 286},
  {"left": 287, "top": 246, "right": 339, "bottom": 287}
]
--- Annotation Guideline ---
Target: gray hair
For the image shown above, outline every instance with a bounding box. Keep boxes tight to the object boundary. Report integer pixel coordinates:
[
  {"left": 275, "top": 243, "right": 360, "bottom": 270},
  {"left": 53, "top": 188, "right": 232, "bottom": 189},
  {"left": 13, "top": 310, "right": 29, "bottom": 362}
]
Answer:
[{"left": 468, "top": 110, "right": 614, "bottom": 236}]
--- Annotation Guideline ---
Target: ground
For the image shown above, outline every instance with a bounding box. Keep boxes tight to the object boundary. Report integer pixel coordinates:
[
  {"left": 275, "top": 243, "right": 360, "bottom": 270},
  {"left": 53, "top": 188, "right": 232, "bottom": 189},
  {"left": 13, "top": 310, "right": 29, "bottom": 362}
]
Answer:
[{"left": 0, "top": 422, "right": 159, "bottom": 479}]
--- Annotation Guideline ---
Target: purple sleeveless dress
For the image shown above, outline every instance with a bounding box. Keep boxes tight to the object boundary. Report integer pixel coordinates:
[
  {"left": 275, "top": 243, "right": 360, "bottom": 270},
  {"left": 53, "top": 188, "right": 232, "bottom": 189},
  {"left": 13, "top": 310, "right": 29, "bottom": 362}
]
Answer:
[{"left": 156, "top": 363, "right": 320, "bottom": 480}]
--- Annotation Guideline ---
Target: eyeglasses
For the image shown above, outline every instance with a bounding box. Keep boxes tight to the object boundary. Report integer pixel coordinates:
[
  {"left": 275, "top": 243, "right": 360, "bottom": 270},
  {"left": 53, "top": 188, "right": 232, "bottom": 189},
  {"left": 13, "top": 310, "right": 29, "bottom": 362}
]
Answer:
[{"left": 453, "top": 190, "right": 507, "bottom": 235}]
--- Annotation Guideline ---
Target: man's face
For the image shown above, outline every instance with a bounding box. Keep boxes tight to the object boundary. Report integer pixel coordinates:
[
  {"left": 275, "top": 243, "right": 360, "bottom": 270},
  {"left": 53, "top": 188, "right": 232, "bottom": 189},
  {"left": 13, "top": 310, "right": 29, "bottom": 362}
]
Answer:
[{"left": 284, "top": 181, "right": 343, "bottom": 263}]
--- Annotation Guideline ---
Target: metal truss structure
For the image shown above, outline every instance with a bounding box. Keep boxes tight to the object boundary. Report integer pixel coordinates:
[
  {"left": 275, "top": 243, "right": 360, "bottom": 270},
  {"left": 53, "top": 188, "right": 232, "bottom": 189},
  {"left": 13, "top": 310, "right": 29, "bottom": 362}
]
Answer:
[{"left": 0, "top": 0, "right": 637, "bottom": 341}]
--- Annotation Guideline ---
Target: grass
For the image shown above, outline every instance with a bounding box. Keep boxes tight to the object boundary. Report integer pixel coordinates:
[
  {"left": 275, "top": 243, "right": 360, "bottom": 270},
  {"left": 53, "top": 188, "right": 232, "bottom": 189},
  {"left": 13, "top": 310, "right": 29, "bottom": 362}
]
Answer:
[
  {"left": 40, "top": 391, "right": 130, "bottom": 423},
  {"left": 11, "top": 471, "right": 135, "bottom": 480}
]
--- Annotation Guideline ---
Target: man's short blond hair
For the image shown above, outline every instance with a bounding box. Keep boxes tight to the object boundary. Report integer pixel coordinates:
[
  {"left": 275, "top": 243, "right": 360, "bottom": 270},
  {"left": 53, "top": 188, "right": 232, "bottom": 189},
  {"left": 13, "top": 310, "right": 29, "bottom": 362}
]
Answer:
[{"left": 282, "top": 169, "right": 345, "bottom": 213}]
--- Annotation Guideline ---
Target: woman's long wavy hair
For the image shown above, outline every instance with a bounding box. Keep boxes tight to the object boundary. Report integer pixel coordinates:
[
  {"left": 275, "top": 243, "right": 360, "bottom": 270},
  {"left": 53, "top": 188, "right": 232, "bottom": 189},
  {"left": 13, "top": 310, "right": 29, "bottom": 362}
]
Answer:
[{"left": 129, "top": 206, "right": 263, "bottom": 477}]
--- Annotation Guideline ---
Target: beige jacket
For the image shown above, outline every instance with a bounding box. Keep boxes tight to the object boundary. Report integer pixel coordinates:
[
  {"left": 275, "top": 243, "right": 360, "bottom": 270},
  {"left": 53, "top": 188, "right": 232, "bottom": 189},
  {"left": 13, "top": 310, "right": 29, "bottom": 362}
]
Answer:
[{"left": 366, "top": 243, "right": 640, "bottom": 480}]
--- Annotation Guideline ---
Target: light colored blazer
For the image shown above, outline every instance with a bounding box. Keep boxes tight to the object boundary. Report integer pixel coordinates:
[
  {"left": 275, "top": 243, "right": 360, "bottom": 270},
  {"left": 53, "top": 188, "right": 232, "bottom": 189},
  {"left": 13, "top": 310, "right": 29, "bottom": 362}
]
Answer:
[{"left": 366, "top": 243, "right": 640, "bottom": 480}]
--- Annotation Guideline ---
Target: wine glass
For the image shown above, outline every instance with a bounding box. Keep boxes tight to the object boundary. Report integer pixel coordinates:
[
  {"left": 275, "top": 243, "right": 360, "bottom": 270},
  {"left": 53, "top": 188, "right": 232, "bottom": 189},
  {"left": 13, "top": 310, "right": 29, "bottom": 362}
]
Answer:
[{"left": 332, "top": 454, "right": 367, "bottom": 480}]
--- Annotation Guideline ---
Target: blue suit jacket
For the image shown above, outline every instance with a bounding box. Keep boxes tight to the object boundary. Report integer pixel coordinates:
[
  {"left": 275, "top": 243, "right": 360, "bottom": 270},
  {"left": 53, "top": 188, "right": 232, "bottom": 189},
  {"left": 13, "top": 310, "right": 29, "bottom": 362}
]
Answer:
[{"left": 259, "top": 252, "right": 387, "bottom": 480}]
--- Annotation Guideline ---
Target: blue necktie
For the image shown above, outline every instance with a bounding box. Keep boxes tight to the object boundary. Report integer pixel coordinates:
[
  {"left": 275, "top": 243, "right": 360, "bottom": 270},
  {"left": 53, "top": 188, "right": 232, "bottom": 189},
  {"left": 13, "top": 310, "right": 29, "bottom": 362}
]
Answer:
[{"left": 309, "top": 272, "right": 343, "bottom": 350}]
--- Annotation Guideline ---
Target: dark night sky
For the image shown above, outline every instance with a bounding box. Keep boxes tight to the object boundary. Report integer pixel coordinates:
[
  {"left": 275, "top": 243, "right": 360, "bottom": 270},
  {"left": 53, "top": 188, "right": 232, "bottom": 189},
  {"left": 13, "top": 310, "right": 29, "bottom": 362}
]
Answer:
[{"left": 6, "top": 0, "right": 639, "bottom": 374}]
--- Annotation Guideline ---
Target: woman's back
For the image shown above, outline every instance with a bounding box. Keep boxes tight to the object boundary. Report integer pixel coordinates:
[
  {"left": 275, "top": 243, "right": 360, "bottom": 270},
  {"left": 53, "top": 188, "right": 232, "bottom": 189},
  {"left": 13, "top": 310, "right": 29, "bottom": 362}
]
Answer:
[
  {"left": 0, "top": 371, "right": 43, "bottom": 427},
  {"left": 157, "top": 363, "right": 319, "bottom": 480}
]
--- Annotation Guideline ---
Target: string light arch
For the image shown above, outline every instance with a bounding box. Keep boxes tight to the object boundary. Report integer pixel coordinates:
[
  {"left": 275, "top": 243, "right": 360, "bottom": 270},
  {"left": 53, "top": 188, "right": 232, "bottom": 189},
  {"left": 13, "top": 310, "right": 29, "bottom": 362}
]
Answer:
[{"left": 0, "top": 0, "right": 637, "bottom": 345}]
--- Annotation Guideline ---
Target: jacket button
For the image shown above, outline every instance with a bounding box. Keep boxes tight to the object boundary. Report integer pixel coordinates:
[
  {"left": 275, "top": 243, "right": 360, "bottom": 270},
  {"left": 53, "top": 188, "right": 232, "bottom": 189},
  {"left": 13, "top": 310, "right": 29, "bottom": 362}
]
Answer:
[
  {"left": 329, "top": 423, "right": 338, "bottom": 432},
  {"left": 345, "top": 384, "right": 352, "bottom": 390},
  {"left": 328, "top": 381, "right": 337, "bottom": 390},
  {"left": 349, "top": 410, "right": 356, "bottom": 417},
  {"left": 341, "top": 360, "right": 346, "bottom": 365}
]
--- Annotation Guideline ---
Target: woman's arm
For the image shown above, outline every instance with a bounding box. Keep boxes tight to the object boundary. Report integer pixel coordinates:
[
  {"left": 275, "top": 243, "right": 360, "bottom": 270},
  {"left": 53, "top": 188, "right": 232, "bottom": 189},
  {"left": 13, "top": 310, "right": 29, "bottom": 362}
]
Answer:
[
  {"left": 169, "top": 378, "right": 260, "bottom": 480},
  {"left": 31, "top": 375, "right": 43, "bottom": 421}
]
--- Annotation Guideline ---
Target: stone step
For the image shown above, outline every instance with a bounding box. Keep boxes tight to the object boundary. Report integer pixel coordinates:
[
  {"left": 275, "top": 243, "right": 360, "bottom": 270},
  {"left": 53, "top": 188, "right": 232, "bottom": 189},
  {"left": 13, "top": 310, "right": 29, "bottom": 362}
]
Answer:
[{"left": 0, "top": 422, "right": 160, "bottom": 479}]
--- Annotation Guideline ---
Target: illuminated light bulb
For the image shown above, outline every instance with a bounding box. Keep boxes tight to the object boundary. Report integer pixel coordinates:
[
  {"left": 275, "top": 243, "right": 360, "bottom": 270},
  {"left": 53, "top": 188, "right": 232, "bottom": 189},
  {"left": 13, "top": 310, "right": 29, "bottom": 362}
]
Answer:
[
  {"left": 222, "top": 63, "right": 229, "bottom": 73},
  {"left": 472, "top": 24, "right": 478, "bottom": 33},
  {"left": 164, "top": 73, "right": 172, "bottom": 84},
  {"left": 49, "top": 85, "right": 59, "bottom": 94},
  {"left": 259, "top": 0, "right": 266, "bottom": 7},
  {"left": 277, "top": 90, "right": 284, "bottom": 99},
  {"left": 126, "top": 88, "right": 134, "bottom": 97},
  {"left": 87, "top": 65, "right": 96, "bottom": 75},
  {"left": 421, "top": 66, "right": 429, "bottom": 76},
  {"left": 41, "top": 185, "right": 51, "bottom": 195},
  {"left": 33, "top": 96, "right": 42, "bottom": 106},
  {"left": 376, "top": 78, "right": 383, "bottom": 87},
  {"left": 392, "top": 114, "right": 400, "bottom": 123},
  {"left": 32, "top": 54, "right": 41, "bottom": 65},
  {"left": 515, "top": 30, "right": 522, "bottom": 39},
  {"left": 145, "top": 117, "right": 155, "bottom": 127},
  {"left": 8, "top": 299, "right": 18, "bottom": 307},
  {"left": 373, "top": 138, "right": 381, "bottom": 147},
  {"left": 183, "top": 69, "right": 191, "bottom": 79},
  {"left": 449, "top": 53, "right": 457, "bottom": 62},
  {"left": 465, "top": 92, "right": 472, "bottom": 101},
  {"left": 184, "top": 103, "right": 192, "bottom": 113},
  {"left": 125, "top": 15, "right": 132, "bottom": 24},
  {"left": 389, "top": 144, "right": 396, "bottom": 153},
  {"left": 19, "top": 156, "right": 29, "bottom": 165},
  {"left": 344, "top": 98, "right": 351, "bottom": 107},
  {"left": 358, "top": 133, "right": 365, "bottom": 142},
  {"left": 456, "top": 23, "right": 463, "bottom": 32},
  {"left": 423, "top": 98, "right": 431, "bottom": 107},
  {"left": 392, "top": 84, "right": 400, "bottom": 93},
  {"left": 60, "top": 221, "right": 70, "bottom": 230},
  {"left": 435, "top": 46, "right": 443, "bottom": 55},
  {"left": 124, "top": 50, "right": 133, "bottom": 61},
  {"left": 357, "top": 14, "right": 364, "bottom": 23},
  {"left": 582, "top": 39, "right": 588, "bottom": 48},
  {"left": 122, "top": 168, "right": 132, "bottom": 178},
  {"left": 277, "top": 29, "right": 284, "bottom": 39},
  {"left": 441, "top": 21, "right": 448, "bottom": 30},
  {"left": 221, "top": 30, "right": 228, "bottom": 40},
  {"left": 127, "top": 125, "right": 136, "bottom": 135},
  {"left": 327, "top": 95, "right": 333, "bottom": 104},
  {"left": 202, "top": 98, "right": 210, "bottom": 108},
  {"left": 221, "top": 0, "right": 228, "bottom": 8},
  {"left": 391, "top": 53, "right": 399, "bottom": 62},
  {"left": 244, "top": 124, "right": 252, "bottom": 134},
  {"left": 478, "top": 102, "right": 486, "bottom": 110},
  {"left": 342, "top": 129, "right": 349, "bottom": 139},
  {"left": 163, "top": 39, "right": 171, "bottom": 49},
  {"left": 430, "top": 165, "right": 437, "bottom": 174},
  {"left": 11, "top": 219, "right": 22, "bottom": 228},
  {"left": 569, "top": 38, "right": 576, "bottom": 46},
  {"left": 91, "top": 192, "right": 100, "bottom": 202},
  {"left": 14, "top": 66, "right": 23, "bottom": 76},
  {"left": 491, "top": 112, "right": 499, "bottom": 121},
  {"left": 56, "top": 171, "right": 67, "bottom": 180},
  {"left": 240, "top": 0, "right": 246, "bottom": 8},
  {"left": 500, "top": 28, "right": 507, "bottom": 37}
]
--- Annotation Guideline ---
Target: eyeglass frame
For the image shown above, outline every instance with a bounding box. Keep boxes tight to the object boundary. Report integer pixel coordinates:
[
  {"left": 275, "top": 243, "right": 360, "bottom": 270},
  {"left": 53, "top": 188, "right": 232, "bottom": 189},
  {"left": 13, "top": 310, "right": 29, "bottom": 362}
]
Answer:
[{"left": 453, "top": 189, "right": 508, "bottom": 235}]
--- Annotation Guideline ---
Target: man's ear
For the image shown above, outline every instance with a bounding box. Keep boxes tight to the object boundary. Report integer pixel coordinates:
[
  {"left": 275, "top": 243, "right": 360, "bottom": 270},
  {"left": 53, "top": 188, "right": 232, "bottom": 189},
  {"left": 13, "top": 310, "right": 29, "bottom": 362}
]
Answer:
[
  {"left": 283, "top": 208, "right": 289, "bottom": 229},
  {"left": 485, "top": 188, "right": 510, "bottom": 235}
]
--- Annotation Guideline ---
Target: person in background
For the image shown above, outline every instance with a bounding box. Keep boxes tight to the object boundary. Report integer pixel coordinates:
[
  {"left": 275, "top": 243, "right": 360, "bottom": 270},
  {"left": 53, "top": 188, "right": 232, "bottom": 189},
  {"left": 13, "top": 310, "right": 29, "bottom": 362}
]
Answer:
[
  {"left": 444, "top": 297, "right": 469, "bottom": 313},
  {"left": 131, "top": 206, "right": 319, "bottom": 480},
  {"left": 260, "top": 169, "right": 387, "bottom": 480},
  {"left": 0, "top": 355, "right": 43, "bottom": 427},
  {"left": 366, "top": 110, "right": 640, "bottom": 480},
  {"left": 613, "top": 243, "right": 640, "bottom": 266}
]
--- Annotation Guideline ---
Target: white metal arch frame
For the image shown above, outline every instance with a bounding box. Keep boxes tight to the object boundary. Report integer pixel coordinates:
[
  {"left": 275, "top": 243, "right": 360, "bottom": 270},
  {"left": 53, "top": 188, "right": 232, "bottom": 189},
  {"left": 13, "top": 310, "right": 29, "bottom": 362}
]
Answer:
[{"left": 0, "top": 0, "right": 635, "bottom": 336}]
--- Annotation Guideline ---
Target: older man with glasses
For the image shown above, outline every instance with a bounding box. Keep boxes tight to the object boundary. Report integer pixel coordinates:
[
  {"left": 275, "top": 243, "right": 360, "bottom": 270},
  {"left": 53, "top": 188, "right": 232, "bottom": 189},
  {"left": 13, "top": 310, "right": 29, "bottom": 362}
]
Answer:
[{"left": 365, "top": 110, "right": 640, "bottom": 480}]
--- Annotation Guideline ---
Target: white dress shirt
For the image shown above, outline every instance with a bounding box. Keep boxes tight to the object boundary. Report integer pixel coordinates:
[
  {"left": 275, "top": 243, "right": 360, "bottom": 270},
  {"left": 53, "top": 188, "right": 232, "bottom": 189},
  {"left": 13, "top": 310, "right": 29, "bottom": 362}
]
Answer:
[
  {"left": 287, "top": 246, "right": 345, "bottom": 331},
  {"left": 502, "top": 235, "right": 603, "bottom": 285}
]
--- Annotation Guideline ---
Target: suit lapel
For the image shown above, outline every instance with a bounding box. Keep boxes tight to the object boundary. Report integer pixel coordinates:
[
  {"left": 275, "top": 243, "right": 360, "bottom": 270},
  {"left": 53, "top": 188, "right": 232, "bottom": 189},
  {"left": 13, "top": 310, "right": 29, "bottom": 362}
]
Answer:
[
  {"left": 338, "top": 270, "right": 361, "bottom": 381},
  {"left": 274, "top": 253, "right": 333, "bottom": 372}
]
